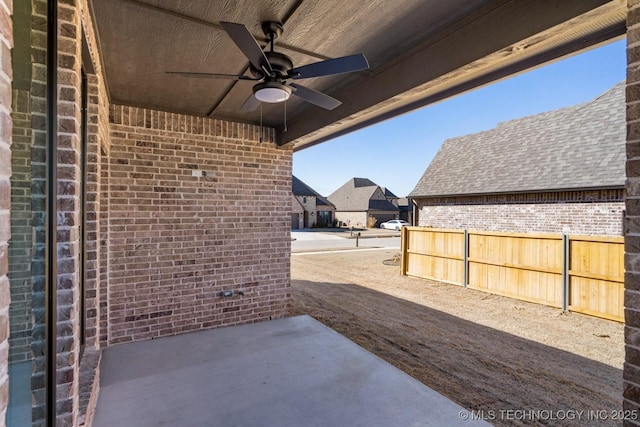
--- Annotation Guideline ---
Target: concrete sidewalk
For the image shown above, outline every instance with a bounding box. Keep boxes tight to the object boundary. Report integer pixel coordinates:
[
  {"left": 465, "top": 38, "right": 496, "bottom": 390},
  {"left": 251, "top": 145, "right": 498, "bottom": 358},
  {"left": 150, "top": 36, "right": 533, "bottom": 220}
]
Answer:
[
  {"left": 291, "top": 230, "right": 345, "bottom": 241},
  {"left": 294, "top": 228, "right": 401, "bottom": 239},
  {"left": 93, "top": 316, "right": 487, "bottom": 427}
]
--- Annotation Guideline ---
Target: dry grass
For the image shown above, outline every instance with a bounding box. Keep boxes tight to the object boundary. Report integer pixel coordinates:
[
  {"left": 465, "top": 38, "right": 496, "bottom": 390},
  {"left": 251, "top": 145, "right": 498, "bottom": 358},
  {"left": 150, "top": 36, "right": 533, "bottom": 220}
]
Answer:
[{"left": 290, "top": 249, "right": 624, "bottom": 426}]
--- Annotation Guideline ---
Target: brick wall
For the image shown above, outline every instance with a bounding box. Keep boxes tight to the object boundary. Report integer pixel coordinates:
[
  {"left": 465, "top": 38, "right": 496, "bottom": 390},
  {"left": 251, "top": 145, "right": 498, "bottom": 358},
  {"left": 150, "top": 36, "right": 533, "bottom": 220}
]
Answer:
[
  {"left": 107, "top": 105, "right": 291, "bottom": 344},
  {"left": 51, "top": 0, "right": 116, "bottom": 424},
  {"left": 99, "top": 140, "right": 109, "bottom": 347},
  {"left": 336, "top": 211, "right": 396, "bottom": 229},
  {"left": 84, "top": 70, "right": 110, "bottom": 350},
  {"left": 626, "top": 0, "right": 640, "bottom": 422},
  {"left": 8, "top": 88, "right": 31, "bottom": 364},
  {"left": 56, "top": 0, "right": 84, "bottom": 424},
  {"left": 75, "top": 0, "right": 110, "bottom": 354},
  {"left": 0, "top": 0, "right": 11, "bottom": 424},
  {"left": 416, "top": 201, "right": 625, "bottom": 235},
  {"left": 335, "top": 212, "right": 368, "bottom": 228},
  {"left": 296, "top": 195, "right": 316, "bottom": 227},
  {"left": 414, "top": 190, "right": 625, "bottom": 236},
  {"left": 28, "top": 0, "right": 48, "bottom": 423},
  {"left": 76, "top": 0, "right": 112, "bottom": 349},
  {"left": 8, "top": 0, "right": 32, "bottom": 367}
]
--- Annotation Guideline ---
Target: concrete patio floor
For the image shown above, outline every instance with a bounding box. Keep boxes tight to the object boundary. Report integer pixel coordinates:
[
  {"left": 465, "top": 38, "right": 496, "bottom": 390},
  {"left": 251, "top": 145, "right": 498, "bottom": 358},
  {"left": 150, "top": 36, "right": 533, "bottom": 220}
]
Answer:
[{"left": 92, "top": 315, "right": 488, "bottom": 426}]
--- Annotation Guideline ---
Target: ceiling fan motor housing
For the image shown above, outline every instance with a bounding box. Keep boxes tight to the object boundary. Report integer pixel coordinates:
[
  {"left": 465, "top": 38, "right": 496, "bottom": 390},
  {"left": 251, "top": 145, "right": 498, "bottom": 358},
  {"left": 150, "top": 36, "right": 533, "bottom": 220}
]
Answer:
[{"left": 250, "top": 51, "right": 294, "bottom": 79}]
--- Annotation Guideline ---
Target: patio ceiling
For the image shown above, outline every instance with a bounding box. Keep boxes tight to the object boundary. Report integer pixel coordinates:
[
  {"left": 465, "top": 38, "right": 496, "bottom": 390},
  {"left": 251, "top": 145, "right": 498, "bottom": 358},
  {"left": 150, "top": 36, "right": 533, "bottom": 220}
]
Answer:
[{"left": 89, "top": 0, "right": 625, "bottom": 150}]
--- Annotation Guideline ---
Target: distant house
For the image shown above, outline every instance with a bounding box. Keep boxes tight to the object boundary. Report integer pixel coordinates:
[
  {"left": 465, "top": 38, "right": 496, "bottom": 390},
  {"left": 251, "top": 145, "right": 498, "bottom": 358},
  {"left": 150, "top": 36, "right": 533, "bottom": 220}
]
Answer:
[
  {"left": 409, "top": 83, "right": 625, "bottom": 236},
  {"left": 328, "top": 178, "right": 399, "bottom": 228},
  {"left": 292, "top": 176, "right": 336, "bottom": 228}
]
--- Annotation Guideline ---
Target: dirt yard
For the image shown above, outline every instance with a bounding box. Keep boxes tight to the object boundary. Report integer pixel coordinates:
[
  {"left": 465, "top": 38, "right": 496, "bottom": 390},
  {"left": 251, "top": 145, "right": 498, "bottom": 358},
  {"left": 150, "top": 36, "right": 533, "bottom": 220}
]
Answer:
[{"left": 289, "top": 249, "right": 625, "bottom": 426}]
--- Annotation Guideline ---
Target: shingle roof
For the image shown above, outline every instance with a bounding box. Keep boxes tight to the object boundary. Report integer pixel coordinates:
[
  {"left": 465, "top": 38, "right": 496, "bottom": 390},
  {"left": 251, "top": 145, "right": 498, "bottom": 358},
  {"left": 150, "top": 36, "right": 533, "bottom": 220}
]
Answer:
[
  {"left": 328, "top": 178, "right": 399, "bottom": 212},
  {"left": 292, "top": 176, "right": 334, "bottom": 207},
  {"left": 409, "top": 83, "right": 626, "bottom": 198},
  {"left": 353, "top": 178, "right": 378, "bottom": 188},
  {"left": 369, "top": 199, "right": 398, "bottom": 211},
  {"left": 380, "top": 187, "right": 398, "bottom": 198}
]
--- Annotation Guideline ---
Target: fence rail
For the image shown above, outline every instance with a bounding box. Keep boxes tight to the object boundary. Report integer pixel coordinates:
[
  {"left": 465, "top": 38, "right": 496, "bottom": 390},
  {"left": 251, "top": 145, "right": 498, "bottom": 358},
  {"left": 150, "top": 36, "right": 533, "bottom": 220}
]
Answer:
[{"left": 401, "top": 227, "right": 624, "bottom": 322}]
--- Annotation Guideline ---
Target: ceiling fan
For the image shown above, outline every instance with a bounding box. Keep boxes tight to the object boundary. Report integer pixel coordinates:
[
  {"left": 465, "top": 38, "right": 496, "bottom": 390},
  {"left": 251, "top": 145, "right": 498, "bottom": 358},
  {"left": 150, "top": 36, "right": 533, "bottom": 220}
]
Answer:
[{"left": 167, "top": 21, "right": 369, "bottom": 111}]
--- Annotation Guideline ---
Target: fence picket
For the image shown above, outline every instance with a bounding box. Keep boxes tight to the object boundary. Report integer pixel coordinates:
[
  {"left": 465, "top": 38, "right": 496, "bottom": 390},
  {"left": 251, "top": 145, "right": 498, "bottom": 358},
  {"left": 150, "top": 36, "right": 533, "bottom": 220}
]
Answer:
[{"left": 402, "top": 227, "right": 623, "bottom": 322}]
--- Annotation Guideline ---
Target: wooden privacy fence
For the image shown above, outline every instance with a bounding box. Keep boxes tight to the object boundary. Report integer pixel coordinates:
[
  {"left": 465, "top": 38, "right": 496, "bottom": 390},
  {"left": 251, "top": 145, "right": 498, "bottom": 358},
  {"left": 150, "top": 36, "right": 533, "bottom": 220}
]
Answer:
[{"left": 401, "top": 227, "right": 624, "bottom": 322}]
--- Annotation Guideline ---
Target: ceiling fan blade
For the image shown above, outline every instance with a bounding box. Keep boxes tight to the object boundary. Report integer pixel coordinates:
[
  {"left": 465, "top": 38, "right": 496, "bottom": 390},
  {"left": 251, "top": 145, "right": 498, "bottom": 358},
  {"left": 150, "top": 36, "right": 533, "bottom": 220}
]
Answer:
[
  {"left": 220, "top": 22, "right": 273, "bottom": 75},
  {"left": 290, "top": 83, "right": 341, "bottom": 110},
  {"left": 289, "top": 54, "right": 369, "bottom": 79},
  {"left": 166, "top": 71, "right": 258, "bottom": 80},
  {"left": 240, "top": 94, "right": 262, "bottom": 112}
]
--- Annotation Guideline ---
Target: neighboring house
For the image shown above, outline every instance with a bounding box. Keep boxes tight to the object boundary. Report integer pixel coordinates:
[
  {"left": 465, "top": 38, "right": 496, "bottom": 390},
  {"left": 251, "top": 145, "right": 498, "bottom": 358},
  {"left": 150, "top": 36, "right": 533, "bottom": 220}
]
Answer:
[
  {"left": 410, "top": 83, "right": 625, "bottom": 236},
  {"left": 291, "top": 194, "right": 305, "bottom": 229},
  {"left": 328, "top": 178, "right": 400, "bottom": 228},
  {"left": 292, "top": 176, "right": 336, "bottom": 228}
]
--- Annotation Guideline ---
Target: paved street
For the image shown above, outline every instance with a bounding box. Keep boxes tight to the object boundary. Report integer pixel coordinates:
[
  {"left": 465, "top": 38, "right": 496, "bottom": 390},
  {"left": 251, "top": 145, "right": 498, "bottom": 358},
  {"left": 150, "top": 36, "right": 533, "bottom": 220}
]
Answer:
[{"left": 291, "top": 229, "right": 401, "bottom": 253}]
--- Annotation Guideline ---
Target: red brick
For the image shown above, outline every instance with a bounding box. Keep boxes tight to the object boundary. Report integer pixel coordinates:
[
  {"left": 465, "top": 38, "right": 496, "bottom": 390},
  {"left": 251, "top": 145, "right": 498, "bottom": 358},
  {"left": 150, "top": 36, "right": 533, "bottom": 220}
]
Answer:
[
  {"left": 106, "top": 105, "right": 290, "bottom": 345},
  {"left": 415, "top": 193, "right": 624, "bottom": 236}
]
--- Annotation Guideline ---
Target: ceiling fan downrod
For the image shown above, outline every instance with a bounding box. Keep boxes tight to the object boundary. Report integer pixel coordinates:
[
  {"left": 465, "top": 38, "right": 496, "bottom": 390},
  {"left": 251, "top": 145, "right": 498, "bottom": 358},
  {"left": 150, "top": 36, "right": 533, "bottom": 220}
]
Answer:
[{"left": 262, "top": 21, "right": 283, "bottom": 54}]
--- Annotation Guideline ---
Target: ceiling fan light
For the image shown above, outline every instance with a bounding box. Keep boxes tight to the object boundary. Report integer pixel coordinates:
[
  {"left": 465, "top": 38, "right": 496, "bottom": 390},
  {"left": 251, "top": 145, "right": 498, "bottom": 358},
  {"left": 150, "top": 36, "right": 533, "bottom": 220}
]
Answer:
[{"left": 253, "top": 81, "right": 291, "bottom": 103}]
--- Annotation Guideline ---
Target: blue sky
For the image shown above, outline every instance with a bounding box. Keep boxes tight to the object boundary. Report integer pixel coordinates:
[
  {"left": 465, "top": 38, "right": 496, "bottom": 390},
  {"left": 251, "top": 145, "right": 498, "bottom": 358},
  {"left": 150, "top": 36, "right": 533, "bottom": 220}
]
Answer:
[{"left": 293, "top": 38, "right": 627, "bottom": 197}]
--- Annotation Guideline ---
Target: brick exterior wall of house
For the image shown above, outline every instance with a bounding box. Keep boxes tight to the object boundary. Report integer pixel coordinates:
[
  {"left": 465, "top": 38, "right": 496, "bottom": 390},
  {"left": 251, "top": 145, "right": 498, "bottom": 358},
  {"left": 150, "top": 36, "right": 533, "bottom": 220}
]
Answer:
[
  {"left": 7, "top": 0, "right": 50, "bottom": 423},
  {"left": 296, "top": 195, "right": 317, "bottom": 227},
  {"left": 107, "top": 105, "right": 291, "bottom": 345},
  {"left": 9, "top": 92, "right": 30, "bottom": 364},
  {"left": 416, "top": 190, "right": 625, "bottom": 236},
  {"left": 335, "top": 212, "right": 368, "bottom": 229},
  {"left": 78, "top": 2, "right": 113, "bottom": 421},
  {"left": 51, "top": 0, "right": 114, "bottom": 423},
  {"left": 416, "top": 202, "right": 625, "bottom": 235},
  {"left": 55, "top": 0, "right": 84, "bottom": 423},
  {"left": 0, "top": 0, "right": 11, "bottom": 422},
  {"left": 626, "top": 0, "right": 640, "bottom": 422},
  {"left": 31, "top": 1, "right": 47, "bottom": 422},
  {"left": 80, "top": 0, "right": 112, "bottom": 351},
  {"left": 99, "top": 134, "right": 109, "bottom": 347}
]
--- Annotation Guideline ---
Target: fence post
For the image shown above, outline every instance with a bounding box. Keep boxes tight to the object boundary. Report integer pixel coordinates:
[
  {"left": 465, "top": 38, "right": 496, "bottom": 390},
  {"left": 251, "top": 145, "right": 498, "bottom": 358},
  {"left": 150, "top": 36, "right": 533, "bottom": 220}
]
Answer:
[
  {"left": 463, "top": 229, "right": 469, "bottom": 288},
  {"left": 562, "top": 234, "right": 569, "bottom": 312},
  {"left": 400, "top": 227, "right": 408, "bottom": 275}
]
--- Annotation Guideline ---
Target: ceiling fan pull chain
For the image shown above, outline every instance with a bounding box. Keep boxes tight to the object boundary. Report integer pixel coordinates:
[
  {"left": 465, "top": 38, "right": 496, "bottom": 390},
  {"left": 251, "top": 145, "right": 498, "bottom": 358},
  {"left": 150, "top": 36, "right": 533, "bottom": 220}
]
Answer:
[
  {"left": 284, "top": 100, "right": 287, "bottom": 132},
  {"left": 260, "top": 103, "right": 263, "bottom": 143}
]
